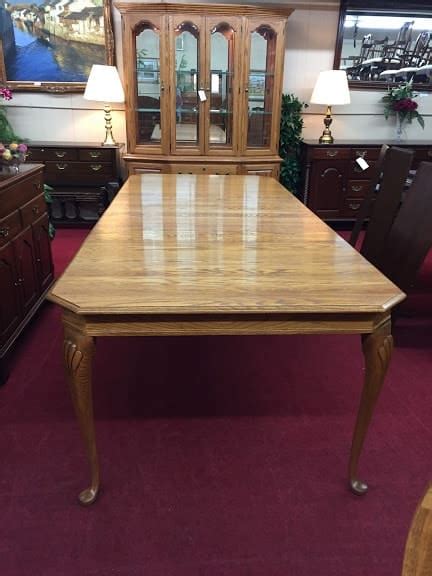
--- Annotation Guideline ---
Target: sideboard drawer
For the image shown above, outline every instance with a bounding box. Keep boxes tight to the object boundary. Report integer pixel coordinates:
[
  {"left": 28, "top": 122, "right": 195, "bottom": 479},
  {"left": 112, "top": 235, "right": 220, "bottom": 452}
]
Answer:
[
  {"left": 44, "top": 161, "right": 115, "bottom": 184},
  {"left": 413, "top": 149, "right": 432, "bottom": 161},
  {"left": 351, "top": 148, "right": 381, "bottom": 160},
  {"left": 78, "top": 149, "right": 114, "bottom": 162},
  {"left": 21, "top": 194, "right": 47, "bottom": 227},
  {"left": 346, "top": 180, "right": 371, "bottom": 198},
  {"left": 311, "top": 148, "right": 350, "bottom": 160},
  {"left": 27, "top": 147, "right": 79, "bottom": 161},
  {"left": 0, "top": 210, "right": 21, "bottom": 247},
  {"left": 347, "top": 160, "right": 376, "bottom": 178}
]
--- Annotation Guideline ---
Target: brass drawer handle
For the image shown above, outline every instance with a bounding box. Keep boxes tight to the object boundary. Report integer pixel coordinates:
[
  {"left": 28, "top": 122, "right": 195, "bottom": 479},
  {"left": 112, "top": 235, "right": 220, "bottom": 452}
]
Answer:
[
  {"left": 326, "top": 150, "right": 338, "bottom": 157},
  {"left": 355, "top": 151, "right": 367, "bottom": 158},
  {"left": 89, "top": 151, "right": 101, "bottom": 158},
  {"left": 55, "top": 151, "right": 67, "bottom": 158},
  {"left": 32, "top": 206, "right": 40, "bottom": 215},
  {"left": 428, "top": 151, "right": 432, "bottom": 157},
  {"left": 351, "top": 185, "right": 363, "bottom": 192},
  {"left": 349, "top": 202, "right": 361, "bottom": 211},
  {"left": 56, "top": 163, "right": 68, "bottom": 170},
  {"left": 0, "top": 226, "right": 10, "bottom": 238},
  {"left": 90, "top": 164, "right": 102, "bottom": 171}
]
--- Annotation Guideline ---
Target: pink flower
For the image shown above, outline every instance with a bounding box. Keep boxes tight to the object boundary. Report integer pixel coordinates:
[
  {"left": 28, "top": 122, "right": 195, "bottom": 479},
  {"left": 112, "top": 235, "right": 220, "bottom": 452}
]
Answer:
[{"left": 0, "top": 87, "right": 12, "bottom": 101}]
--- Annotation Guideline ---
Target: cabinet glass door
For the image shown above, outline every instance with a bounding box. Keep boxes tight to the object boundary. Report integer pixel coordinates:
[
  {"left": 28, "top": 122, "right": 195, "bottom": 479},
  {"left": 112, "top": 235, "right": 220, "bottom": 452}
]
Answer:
[
  {"left": 245, "top": 21, "right": 283, "bottom": 151},
  {"left": 206, "top": 19, "right": 240, "bottom": 154},
  {"left": 134, "top": 20, "right": 166, "bottom": 151},
  {"left": 172, "top": 19, "right": 203, "bottom": 152}
]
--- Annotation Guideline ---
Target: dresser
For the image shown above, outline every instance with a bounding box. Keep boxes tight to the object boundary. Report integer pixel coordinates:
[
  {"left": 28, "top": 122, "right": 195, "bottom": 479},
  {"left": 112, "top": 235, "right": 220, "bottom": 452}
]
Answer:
[
  {"left": 26, "top": 142, "right": 123, "bottom": 226},
  {"left": 301, "top": 140, "right": 432, "bottom": 221},
  {"left": 0, "top": 164, "right": 53, "bottom": 384}
]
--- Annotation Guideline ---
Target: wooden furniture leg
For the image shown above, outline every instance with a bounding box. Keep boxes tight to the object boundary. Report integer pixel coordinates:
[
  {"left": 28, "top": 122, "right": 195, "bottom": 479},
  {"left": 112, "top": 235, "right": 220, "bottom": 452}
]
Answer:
[
  {"left": 349, "top": 317, "right": 393, "bottom": 495},
  {"left": 62, "top": 313, "right": 99, "bottom": 505}
]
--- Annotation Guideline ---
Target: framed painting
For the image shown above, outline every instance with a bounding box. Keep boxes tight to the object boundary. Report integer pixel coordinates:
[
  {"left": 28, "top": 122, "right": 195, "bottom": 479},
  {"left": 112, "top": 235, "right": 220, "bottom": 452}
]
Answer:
[{"left": 0, "top": 0, "right": 115, "bottom": 93}]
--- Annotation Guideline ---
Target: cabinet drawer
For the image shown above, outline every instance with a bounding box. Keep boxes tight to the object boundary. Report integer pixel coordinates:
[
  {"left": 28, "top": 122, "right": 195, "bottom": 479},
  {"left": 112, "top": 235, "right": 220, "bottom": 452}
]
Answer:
[
  {"left": 79, "top": 149, "right": 114, "bottom": 162},
  {"left": 346, "top": 180, "right": 371, "bottom": 198},
  {"left": 27, "top": 147, "right": 79, "bottom": 161},
  {"left": 311, "top": 148, "right": 350, "bottom": 160},
  {"left": 21, "top": 194, "right": 47, "bottom": 228},
  {"left": 351, "top": 148, "right": 381, "bottom": 160},
  {"left": 169, "top": 164, "right": 238, "bottom": 175},
  {"left": 414, "top": 149, "right": 432, "bottom": 161},
  {"left": 44, "top": 161, "right": 115, "bottom": 184},
  {"left": 348, "top": 160, "right": 376, "bottom": 178},
  {"left": 0, "top": 210, "right": 21, "bottom": 247},
  {"left": 343, "top": 198, "right": 364, "bottom": 217}
]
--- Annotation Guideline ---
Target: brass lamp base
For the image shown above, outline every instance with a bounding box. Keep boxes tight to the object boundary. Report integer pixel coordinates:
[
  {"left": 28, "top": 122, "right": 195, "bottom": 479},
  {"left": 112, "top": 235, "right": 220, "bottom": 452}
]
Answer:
[
  {"left": 318, "top": 105, "right": 334, "bottom": 144},
  {"left": 101, "top": 104, "right": 117, "bottom": 146}
]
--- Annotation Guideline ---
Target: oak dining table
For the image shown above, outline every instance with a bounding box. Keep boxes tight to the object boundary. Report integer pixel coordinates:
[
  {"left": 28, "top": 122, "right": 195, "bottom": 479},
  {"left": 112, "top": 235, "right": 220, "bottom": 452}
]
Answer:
[{"left": 47, "top": 174, "right": 405, "bottom": 505}]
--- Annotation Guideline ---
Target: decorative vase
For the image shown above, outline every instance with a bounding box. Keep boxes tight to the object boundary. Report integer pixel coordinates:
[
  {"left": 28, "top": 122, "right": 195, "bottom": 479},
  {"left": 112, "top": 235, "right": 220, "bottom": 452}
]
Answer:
[{"left": 396, "top": 114, "right": 405, "bottom": 141}]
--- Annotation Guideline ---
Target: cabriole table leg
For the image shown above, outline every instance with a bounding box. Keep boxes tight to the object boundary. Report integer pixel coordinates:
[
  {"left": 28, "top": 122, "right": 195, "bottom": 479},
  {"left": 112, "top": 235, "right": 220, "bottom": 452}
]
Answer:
[
  {"left": 63, "top": 312, "right": 99, "bottom": 505},
  {"left": 349, "top": 316, "right": 393, "bottom": 495}
]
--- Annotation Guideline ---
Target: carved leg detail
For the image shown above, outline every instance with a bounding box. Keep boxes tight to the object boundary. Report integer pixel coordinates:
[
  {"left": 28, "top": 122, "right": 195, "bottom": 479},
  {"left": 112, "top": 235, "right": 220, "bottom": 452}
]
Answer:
[
  {"left": 63, "top": 319, "right": 99, "bottom": 505},
  {"left": 349, "top": 318, "right": 393, "bottom": 495}
]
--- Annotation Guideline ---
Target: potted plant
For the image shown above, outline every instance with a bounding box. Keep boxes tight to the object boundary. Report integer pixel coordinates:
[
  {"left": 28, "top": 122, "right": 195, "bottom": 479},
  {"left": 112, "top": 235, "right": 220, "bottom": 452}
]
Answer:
[{"left": 279, "top": 93, "right": 308, "bottom": 196}]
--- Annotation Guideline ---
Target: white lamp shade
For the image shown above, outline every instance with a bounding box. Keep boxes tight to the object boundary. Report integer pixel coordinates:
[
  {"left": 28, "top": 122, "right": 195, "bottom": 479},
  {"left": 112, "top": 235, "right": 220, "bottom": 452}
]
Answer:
[
  {"left": 83, "top": 65, "right": 125, "bottom": 103},
  {"left": 310, "top": 70, "right": 351, "bottom": 105}
]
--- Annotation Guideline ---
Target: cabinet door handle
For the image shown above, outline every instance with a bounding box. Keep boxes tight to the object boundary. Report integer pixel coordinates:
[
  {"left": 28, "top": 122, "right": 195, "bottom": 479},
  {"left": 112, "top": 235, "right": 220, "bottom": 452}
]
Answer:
[
  {"left": 56, "top": 163, "right": 68, "bottom": 170},
  {"left": 326, "top": 150, "right": 338, "bottom": 157},
  {"left": 351, "top": 185, "right": 363, "bottom": 192},
  {"left": 349, "top": 202, "right": 361, "bottom": 211},
  {"left": 90, "top": 164, "right": 102, "bottom": 171},
  {"left": 0, "top": 226, "right": 9, "bottom": 238},
  {"left": 32, "top": 206, "right": 40, "bottom": 215},
  {"left": 89, "top": 151, "right": 101, "bottom": 158},
  {"left": 55, "top": 151, "right": 67, "bottom": 158}
]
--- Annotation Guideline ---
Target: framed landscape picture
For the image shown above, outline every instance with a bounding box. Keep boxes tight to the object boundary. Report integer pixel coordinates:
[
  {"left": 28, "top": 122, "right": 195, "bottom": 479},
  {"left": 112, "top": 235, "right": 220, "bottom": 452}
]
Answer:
[{"left": 0, "top": 0, "right": 115, "bottom": 92}]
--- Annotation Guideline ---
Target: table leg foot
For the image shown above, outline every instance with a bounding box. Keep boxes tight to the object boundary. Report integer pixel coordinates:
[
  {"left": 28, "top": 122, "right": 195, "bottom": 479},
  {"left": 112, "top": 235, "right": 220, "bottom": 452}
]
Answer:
[
  {"left": 63, "top": 312, "right": 99, "bottom": 505},
  {"left": 79, "top": 486, "right": 99, "bottom": 506},
  {"left": 348, "top": 317, "right": 393, "bottom": 493},
  {"left": 350, "top": 478, "right": 368, "bottom": 496}
]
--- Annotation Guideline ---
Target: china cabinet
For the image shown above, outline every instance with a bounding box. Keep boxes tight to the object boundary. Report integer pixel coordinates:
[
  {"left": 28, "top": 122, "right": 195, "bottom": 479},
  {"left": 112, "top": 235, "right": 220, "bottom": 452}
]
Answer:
[{"left": 115, "top": 2, "right": 292, "bottom": 177}]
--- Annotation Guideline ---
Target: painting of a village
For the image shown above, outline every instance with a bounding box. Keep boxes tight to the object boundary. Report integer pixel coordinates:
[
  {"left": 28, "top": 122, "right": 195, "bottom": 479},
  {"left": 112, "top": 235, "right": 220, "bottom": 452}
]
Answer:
[{"left": 0, "top": 0, "right": 107, "bottom": 83}]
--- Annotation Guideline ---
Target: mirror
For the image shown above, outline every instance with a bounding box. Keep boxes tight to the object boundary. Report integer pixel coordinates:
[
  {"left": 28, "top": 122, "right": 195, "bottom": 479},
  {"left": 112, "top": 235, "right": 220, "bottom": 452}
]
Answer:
[{"left": 334, "top": 0, "right": 432, "bottom": 90}]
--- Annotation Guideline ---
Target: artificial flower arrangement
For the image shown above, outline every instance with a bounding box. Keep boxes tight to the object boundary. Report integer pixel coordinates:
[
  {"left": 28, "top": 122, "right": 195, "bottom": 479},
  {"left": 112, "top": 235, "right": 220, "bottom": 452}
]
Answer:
[
  {"left": 381, "top": 80, "right": 425, "bottom": 129},
  {"left": 0, "top": 141, "right": 28, "bottom": 165}
]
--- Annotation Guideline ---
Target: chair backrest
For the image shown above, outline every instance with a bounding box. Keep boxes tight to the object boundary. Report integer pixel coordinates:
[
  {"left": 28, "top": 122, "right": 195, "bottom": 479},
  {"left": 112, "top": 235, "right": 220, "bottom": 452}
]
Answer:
[
  {"left": 380, "top": 162, "right": 432, "bottom": 292},
  {"left": 349, "top": 144, "right": 389, "bottom": 248},
  {"left": 360, "top": 146, "right": 414, "bottom": 268},
  {"left": 401, "top": 483, "right": 432, "bottom": 576}
]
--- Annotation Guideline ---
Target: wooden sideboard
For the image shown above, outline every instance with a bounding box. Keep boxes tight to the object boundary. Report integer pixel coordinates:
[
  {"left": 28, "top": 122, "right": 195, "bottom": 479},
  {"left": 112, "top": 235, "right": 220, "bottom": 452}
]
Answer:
[
  {"left": 26, "top": 142, "right": 123, "bottom": 227},
  {"left": 301, "top": 140, "right": 432, "bottom": 221},
  {"left": 0, "top": 164, "right": 53, "bottom": 384}
]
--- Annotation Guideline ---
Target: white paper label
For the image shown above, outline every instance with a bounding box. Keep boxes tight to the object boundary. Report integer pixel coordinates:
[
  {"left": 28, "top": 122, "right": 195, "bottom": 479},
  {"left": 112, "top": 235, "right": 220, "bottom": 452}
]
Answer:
[
  {"left": 356, "top": 157, "right": 369, "bottom": 171},
  {"left": 198, "top": 89, "right": 207, "bottom": 102}
]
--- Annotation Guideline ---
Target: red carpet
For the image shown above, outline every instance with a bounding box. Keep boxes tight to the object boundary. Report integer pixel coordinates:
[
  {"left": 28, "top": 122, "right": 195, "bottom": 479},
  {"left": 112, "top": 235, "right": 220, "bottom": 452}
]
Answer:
[{"left": 1, "top": 228, "right": 432, "bottom": 576}]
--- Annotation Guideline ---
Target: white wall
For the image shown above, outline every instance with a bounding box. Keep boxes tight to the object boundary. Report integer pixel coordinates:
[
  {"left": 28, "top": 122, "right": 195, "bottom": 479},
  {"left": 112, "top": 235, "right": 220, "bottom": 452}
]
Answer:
[{"left": 3, "top": 1, "right": 432, "bottom": 145}]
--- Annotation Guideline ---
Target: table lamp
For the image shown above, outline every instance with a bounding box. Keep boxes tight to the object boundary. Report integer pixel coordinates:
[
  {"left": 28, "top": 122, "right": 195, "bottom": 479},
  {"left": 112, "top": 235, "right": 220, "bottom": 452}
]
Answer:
[
  {"left": 83, "top": 65, "right": 125, "bottom": 146},
  {"left": 310, "top": 70, "right": 350, "bottom": 144}
]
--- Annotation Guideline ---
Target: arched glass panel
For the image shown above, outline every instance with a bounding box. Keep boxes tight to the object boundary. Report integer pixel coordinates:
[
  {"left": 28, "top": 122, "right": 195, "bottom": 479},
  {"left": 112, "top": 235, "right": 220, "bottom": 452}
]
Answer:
[
  {"left": 135, "top": 24, "right": 161, "bottom": 145},
  {"left": 209, "top": 23, "right": 235, "bottom": 146},
  {"left": 175, "top": 22, "right": 200, "bottom": 145},
  {"left": 247, "top": 26, "right": 276, "bottom": 148}
]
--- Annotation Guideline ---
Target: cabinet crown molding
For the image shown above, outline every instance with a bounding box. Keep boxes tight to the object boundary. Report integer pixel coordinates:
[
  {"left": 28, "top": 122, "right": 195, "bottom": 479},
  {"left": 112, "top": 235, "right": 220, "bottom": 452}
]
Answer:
[{"left": 114, "top": 2, "right": 294, "bottom": 17}]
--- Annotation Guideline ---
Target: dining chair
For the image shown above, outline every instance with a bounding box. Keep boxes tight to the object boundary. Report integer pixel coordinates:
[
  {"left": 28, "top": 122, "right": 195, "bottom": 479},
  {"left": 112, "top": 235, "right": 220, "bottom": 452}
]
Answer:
[
  {"left": 379, "top": 161, "right": 432, "bottom": 293},
  {"left": 401, "top": 483, "right": 432, "bottom": 576},
  {"left": 349, "top": 143, "right": 389, "bottom": 248},
  {"left": 359, "top": 146, "right": 414, "bottom": 270}
]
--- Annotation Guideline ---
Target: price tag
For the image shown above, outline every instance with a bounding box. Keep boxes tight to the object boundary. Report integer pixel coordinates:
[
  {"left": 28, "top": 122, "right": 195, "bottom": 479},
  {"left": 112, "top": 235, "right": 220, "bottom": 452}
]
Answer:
[
  {"left": 198, "top": 89, "right": 207, "bottom": 102},
  {"left": 356, "top": 157, "right": 369, "bottom": 171}
]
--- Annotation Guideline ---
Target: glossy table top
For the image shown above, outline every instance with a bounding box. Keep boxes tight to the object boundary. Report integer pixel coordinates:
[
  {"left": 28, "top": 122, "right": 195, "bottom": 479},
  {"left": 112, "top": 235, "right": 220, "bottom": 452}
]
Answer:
[{"left": 48, "top": 174, "right": 405, "bottom": 315}]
